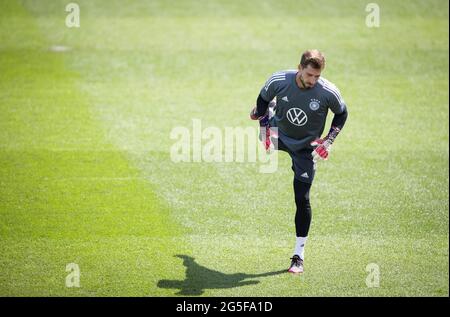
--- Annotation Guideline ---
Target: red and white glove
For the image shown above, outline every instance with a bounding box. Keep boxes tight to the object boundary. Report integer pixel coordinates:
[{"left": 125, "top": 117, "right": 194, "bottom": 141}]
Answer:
[
  {"left": 262, "top": 125, "right": 271, "bottom": 152},
  {"left": 250, "top": 102, "right": 277, "bottom": 153},
  {"left": 311, "top": 138, "right": 332, "bottom": 161}
]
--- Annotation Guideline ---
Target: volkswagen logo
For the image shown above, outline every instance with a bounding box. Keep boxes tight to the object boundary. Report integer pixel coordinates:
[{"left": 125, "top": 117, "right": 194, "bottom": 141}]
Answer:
[{"left": 286, "top": 108, "right": 308, "bottom": 126}]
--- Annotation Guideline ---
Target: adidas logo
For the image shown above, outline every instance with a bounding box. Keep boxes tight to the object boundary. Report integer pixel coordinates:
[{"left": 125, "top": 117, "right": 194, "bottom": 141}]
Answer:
[
  {"left": 282, "top": 96, "right": 289, "bottom": 102},
  {"left": 300, "top": 172, "right": 309, "bottom": 178}
]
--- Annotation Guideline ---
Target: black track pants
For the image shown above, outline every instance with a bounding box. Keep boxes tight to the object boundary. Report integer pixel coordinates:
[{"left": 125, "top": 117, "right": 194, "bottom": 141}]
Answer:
[{"left": 293, "top": 178, "right": 312, "bottom": 237}]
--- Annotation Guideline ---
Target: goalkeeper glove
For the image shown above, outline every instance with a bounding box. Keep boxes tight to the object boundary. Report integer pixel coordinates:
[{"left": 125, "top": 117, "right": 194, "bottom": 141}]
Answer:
[
  {"left": 250, "top": 102, "right": 277, "bottom": 153},
  {"left": 311, "top": 126, "right": 341, "bottom": 162},
  {"left": 311, "top": 138, "right": 332, "bottom": 161}
]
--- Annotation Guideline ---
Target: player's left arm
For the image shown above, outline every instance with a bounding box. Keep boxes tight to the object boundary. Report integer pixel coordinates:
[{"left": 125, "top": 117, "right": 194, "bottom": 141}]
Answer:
[{"left": 311, "top": 89, "right": 348, "bottom": 161}]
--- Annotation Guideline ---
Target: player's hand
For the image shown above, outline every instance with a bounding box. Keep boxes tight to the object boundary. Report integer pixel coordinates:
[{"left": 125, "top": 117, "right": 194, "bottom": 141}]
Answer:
[{"left": 311, "top": 138, "right": 332, "bottom": 161}]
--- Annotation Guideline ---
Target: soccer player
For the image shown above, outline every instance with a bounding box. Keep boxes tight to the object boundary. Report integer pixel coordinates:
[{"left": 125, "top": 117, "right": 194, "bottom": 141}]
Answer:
[{"left": 250, "top": 49, "right": 348, "bottom": 273}]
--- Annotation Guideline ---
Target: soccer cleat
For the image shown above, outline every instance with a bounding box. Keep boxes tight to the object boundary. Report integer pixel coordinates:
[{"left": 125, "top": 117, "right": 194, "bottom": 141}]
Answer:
[{"left": 288, "top": 255, "right": 304, "bottom": 274}]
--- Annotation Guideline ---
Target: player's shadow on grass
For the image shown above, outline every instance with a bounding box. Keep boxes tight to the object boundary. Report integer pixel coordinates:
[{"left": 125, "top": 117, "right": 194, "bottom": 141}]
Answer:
[{"left": 157, "top": 254, "right": 286, "bottom": 296}]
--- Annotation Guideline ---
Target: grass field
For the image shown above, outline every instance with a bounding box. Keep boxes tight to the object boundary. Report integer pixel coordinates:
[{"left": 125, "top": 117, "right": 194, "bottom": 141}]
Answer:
[{"left": 0, "top": 0, "right": 448, "bottom": 296}]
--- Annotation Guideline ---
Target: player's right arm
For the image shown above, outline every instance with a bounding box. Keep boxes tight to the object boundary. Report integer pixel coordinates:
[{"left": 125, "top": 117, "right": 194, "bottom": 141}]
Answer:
[
  {"left": 250, "top": 95, "right": 270, "bottom": 120},
  {"left": 250, "top": 71, "right": 284, "bottom": 120}
]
